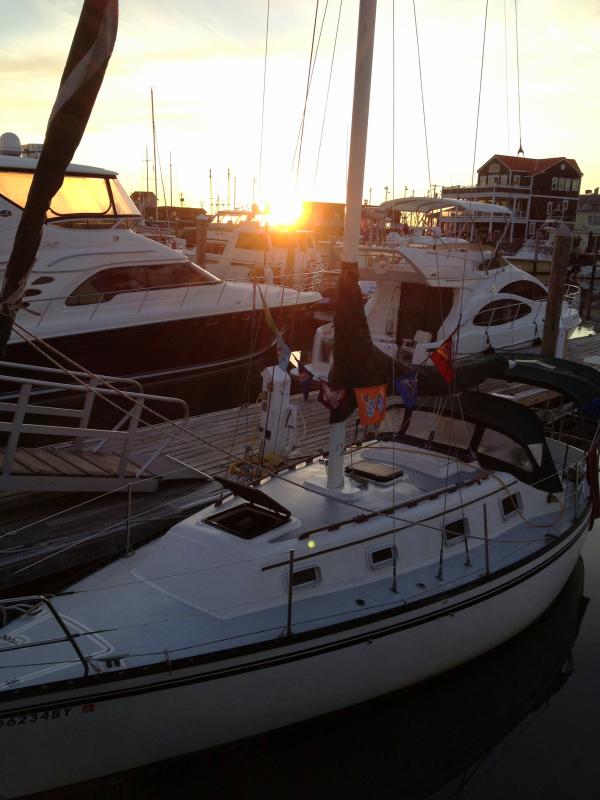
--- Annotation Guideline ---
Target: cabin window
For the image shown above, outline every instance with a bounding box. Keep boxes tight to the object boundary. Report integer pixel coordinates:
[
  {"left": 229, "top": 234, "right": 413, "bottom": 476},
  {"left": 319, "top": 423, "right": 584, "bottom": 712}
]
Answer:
[
  {"left": 444, "top": 518, "right": 469, "bottom": 545},
  {"left": 288, "top": 566, "right": 321, "bottom": 590},
  {"left": 66, "top": 262, "right": 219, "bottom": 305},
  {"left": 206, "top": 241, "right": 226, "bottom": 255},
  {"left": 397, "top": 410, "right": 475, "bottom": 453},
  {"left": 396, "top": 284, "right": 454, "bottom": 342},
  {"left": 207, "top": 503, "right": 288, "bottom": 539},
  {"left": 500, "top": 492, "right": 522, "bottom": 519},
  {"left": 564, "top": 178, "right": 572, "bottom": 192},
  {"left": 472, "top": 299, "right": 531, "bottom": 326},
  {"left": 368, "top": 545, "right": 397, "bottom": 570},
  {"left": 31, "top": 276, "right": 54, "bottom": 285},
  {"left": 500, "top": 281, "right": 547, "bottom": 300},
  {"left": 477, "top": 429, "right": 533, "bottom": 472},
  {"left": 235, "top": 232, "right": 269, "bottom": 251},
  {"left": 23, "top": 289, "right": 41, "bottom": 297}
]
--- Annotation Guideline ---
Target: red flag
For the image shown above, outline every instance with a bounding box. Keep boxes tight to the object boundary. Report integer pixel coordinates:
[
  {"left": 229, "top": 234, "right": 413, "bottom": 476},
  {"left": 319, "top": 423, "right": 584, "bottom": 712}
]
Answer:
[
  {"left": 354, "top": 384, "right": 387, "bottom": 426},
  {"left": 431, "top": 334, "right": 454, "bottom": 384}
]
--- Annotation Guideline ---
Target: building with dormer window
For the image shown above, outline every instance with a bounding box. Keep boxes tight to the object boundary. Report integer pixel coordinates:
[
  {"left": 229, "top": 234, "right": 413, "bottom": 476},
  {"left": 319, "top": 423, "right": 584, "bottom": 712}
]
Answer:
[{"left": 441, "top": 155, "right": 582, "bottom": 249}]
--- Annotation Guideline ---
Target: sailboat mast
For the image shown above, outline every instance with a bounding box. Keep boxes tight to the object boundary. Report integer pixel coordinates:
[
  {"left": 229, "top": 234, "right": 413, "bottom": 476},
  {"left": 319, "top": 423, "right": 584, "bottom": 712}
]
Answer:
[
  {"left": 151, "top": 88, "right": 158, "bottom": 214},
  {"left": 327, "top": 0, "right": 377, "bottom": 490}
]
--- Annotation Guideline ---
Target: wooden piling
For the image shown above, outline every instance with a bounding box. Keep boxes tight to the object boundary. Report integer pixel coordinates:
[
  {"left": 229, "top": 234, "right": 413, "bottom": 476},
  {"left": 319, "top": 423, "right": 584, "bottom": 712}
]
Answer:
[{"left": 542, "top": 224, "right": 573, "bottom": 357}]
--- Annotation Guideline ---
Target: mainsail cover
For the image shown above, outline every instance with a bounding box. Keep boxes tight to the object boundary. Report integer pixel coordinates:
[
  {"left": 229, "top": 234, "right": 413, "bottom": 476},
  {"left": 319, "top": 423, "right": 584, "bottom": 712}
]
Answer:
[
  {"left": 329, "top": 264, "right": 509, "bottom": 419},
  {"left": 0, "top": 0, "right": 118, "bottom": 356}
]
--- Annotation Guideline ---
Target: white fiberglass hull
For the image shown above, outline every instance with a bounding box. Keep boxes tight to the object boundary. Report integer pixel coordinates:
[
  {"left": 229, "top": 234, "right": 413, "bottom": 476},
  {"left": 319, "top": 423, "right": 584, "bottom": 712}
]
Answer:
[{"left": 0, "top": 513, "right": 588, "bottom": 798}]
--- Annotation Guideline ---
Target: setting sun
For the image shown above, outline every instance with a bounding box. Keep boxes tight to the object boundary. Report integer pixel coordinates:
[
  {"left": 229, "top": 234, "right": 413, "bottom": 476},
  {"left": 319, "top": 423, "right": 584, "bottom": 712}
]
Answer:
[{"left": 260, "top": 192, "right": 305, "bottom": 229}]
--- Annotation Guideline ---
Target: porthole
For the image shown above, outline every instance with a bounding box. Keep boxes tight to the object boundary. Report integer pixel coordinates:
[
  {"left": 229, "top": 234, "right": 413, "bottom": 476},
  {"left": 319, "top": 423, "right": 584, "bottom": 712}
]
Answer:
[
  {"left": 444, "top": 518, "right": 469, "bottom": 546},
  {"left": 500, "top": 492, "right": 522, "bottom": 519},
  {"left": 368, "top": 544, "right": 397, "bottom": 570},
  {"left": 287, "top": 565, "right": 321, "bottom": 590}
]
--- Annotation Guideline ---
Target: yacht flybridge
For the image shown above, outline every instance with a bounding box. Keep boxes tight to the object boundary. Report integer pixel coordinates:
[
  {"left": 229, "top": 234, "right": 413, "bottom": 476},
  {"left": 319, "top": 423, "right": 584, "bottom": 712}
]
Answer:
[
  {"left": 308, "top": 197, "right": 581, "bottom": 379},
  {"left": 198, "top": 209, "right": 324, "bottom": 290},
  {"left": 0, "top": 141, "right": 320, "bottom": 405}
]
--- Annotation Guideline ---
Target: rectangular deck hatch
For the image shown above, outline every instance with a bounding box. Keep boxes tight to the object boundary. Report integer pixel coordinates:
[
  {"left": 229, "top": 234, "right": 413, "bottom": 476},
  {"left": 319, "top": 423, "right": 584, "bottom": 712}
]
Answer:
[{"left": 346, "top": 461, "right": 404, "bottom": 483}]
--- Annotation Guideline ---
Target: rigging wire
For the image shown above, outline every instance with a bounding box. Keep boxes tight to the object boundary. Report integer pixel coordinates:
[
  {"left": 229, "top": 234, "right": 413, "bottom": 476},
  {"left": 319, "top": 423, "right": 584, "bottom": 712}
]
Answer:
[
  {"left": 257, "top": 0, "right": 270, "bottom": 198},
  {"left": 412, "top": 0, "right": 432, "bottom": 192},
  {"left": 313, "top": 0, "right": 342, "bottom": 194},
  {"left": 470, "top": 0, "right": 489, "bottom": 188},
  {"left": 514, "top": 0, "right": 524, "bottom": 155},
  {"left": 294, "top": 0, "right": 324, "bottom": 184},
  {"left": 504, "top": 0, "right": 510, "bottom": 153}
]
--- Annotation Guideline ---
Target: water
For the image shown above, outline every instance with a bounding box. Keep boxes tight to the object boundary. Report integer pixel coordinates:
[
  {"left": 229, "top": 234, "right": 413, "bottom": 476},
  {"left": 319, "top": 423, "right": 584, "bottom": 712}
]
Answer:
[{"left": 38, "top": 527, "right": 600, "bottom": 800}]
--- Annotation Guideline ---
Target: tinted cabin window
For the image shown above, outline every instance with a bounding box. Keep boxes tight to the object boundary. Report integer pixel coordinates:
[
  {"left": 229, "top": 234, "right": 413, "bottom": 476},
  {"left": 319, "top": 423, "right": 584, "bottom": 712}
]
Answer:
[
  {"left": 445, "top": 518, "right": 468, "bottom": 544},
  {"left": 473, "top": 300, "right": 531, "bottom": 326},
  {"left": 369, "top": 546, "right": 396, "bottom": 569},
  {"left": 477, "top": 429, "right": 533, "bottom": 473},
  {"left": 66, "top": 262, "right": 218, "bottom": 306},
  {"left": 290, "top": 566, "right": 320, "bottom": 589},
  {"left": 396, "top": 284, "right": 454, "bottom": 342},
  {"left": 500, "top": 281, "right": 547, "bottom": 301},
  {"left": 501, "top": 493, "right": 522, "bottom": 518},
  {"left": 235, "top": 232, "right": 269, "bottom": 251}
]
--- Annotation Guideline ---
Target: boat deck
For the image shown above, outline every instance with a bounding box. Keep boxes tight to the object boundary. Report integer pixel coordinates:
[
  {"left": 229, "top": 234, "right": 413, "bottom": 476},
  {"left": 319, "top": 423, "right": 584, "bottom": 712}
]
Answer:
[{"left": 1, "top": 331, "right": 598, "bottom": 593}]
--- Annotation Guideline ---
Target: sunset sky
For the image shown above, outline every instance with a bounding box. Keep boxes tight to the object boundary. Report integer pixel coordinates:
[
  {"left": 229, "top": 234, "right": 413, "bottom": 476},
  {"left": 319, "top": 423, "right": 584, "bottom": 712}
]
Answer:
[{"left": 2, "top": 0, "right": 599, "bottom": 214}]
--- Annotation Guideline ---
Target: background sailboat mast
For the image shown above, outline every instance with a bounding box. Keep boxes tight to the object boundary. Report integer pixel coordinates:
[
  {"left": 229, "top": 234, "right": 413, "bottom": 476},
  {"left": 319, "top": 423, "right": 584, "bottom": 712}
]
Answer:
[
  {"left": 151, "top": 88, "right": 158, "bottom": 214},
  {"left": 327, "top": 0, "right": 377, "bottom": 489}
]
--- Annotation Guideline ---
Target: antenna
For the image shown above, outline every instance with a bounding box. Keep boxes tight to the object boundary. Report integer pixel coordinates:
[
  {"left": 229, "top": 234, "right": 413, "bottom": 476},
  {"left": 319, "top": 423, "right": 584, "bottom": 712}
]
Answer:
[
  {"left": 227, "top": 167, "right": 231, "bottom": 209},
  {"left": 169, "top": 151, "right": 173, "bottom": 208},
  {"left": 209, "top": 169, "right": 214, "bottom": 214}
]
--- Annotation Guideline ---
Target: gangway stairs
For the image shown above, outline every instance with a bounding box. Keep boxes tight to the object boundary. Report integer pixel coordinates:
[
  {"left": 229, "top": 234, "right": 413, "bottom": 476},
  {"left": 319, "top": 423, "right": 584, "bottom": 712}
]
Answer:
[{"left": 0, "top": 362, "right": 200, "bottom": 494}]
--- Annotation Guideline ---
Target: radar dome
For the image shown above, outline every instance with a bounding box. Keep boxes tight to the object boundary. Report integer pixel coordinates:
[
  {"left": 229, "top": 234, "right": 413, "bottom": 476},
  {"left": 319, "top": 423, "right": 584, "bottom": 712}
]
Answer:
[{"left": 0, "top": 132, "right": 21, "bottom": 157}]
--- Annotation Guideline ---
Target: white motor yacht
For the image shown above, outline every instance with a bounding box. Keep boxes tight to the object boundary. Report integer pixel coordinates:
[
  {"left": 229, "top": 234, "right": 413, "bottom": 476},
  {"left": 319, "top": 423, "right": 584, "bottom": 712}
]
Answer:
[
  {"left": 194, "top": 209, "right": 325, "bottom": 291},
  {"left": 0, "top": 141, "right": 320, "bottom": 406},
  {"left": 307, "top": 198, "right": 581, "bottom": 380}
]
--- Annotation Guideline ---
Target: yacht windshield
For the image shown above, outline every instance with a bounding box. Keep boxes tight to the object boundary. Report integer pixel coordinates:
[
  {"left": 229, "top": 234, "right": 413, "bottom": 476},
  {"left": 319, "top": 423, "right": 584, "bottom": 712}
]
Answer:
[{"left": 0, "top": 170, "right": 140, "bottom": 218}]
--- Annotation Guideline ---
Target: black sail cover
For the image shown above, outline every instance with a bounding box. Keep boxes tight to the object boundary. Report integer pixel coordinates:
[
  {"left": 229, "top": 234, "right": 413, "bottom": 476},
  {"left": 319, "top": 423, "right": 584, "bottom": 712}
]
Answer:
[{"left": 329, "top": 264, "right": 509, "bottom": 419}]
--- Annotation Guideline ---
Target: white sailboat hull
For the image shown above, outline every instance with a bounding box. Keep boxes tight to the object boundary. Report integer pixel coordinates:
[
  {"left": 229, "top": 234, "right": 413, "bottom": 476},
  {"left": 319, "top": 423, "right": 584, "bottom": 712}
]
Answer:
[{"left": 0, "top": 514, "right": 588, "bottom": 798}]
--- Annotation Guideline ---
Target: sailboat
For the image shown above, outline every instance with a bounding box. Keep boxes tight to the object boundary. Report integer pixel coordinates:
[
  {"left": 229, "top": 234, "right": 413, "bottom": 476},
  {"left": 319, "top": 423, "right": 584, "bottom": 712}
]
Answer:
[{"left": 0, "top": 2, "right": 598, "bottom": 797}]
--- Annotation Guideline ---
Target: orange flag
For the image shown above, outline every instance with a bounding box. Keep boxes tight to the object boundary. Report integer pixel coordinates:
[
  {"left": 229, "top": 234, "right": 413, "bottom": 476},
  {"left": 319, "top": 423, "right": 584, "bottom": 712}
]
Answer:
[
  {"left": 431, "top": 333, "right": 454, "bottom": 384},
  {"left": 354, "top": 384, "right": 387, "bottom": 426}
]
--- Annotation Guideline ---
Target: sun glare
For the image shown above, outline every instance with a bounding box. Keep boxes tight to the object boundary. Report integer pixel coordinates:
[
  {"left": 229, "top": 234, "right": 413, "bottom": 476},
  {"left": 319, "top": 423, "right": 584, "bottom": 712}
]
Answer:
[{"left": 261, "top": 193, "right": 306, "bottom": 229}]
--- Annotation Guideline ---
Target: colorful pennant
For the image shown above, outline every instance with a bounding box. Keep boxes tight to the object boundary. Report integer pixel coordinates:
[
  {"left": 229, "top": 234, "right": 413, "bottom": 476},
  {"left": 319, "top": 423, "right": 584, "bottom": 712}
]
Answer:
[
  {"left": 394, "top": 369, "right": 418, "bottom": 409},
  {"left": 354, "top": 384, "right": 387, "bottom": 426}
]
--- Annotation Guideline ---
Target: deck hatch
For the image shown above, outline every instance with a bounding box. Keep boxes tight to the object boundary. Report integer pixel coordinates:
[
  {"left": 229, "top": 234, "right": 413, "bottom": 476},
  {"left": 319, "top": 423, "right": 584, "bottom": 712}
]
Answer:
[{"left": 346, "top": 461, "right": 404, "bottom": 482}]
